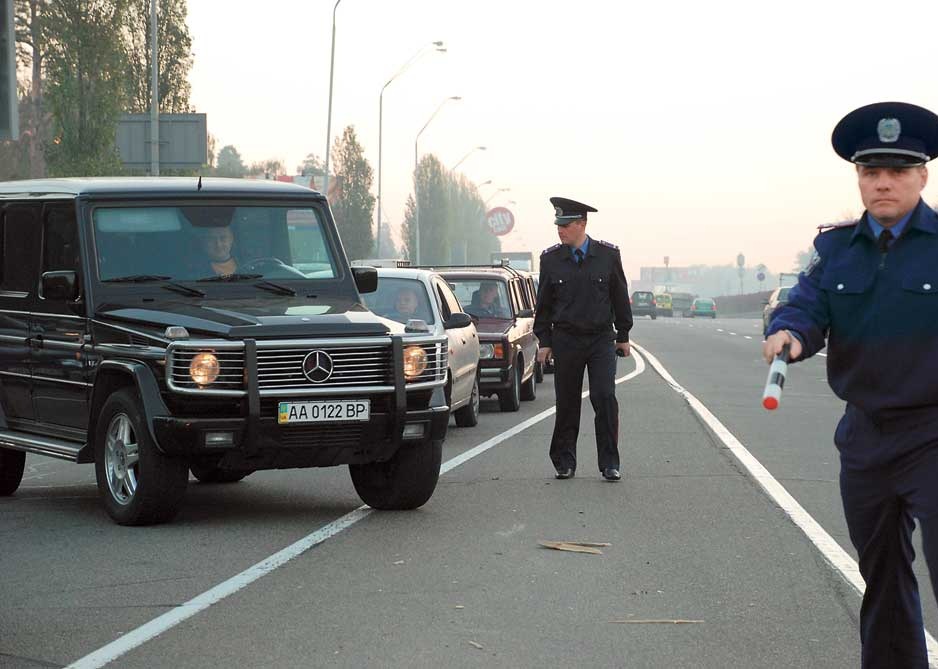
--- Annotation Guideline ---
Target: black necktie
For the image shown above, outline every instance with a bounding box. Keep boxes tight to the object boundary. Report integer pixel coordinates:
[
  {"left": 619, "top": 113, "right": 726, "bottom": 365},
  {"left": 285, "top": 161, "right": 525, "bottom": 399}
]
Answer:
[
  {"left": 878, "top": 229, "right": 894, "bottom": 253},
  {"left": 575, "top": 249, "right": 584, "bottom": 265}
]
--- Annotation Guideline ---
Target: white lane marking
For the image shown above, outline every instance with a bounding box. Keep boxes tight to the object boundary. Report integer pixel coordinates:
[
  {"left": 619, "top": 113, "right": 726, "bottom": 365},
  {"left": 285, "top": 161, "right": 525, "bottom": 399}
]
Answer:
[
  {"left": 817, "top": 352, "right": 828, "bottom": 357},
  {"left": 744, "top": 336, "right": 753, "bottom": 340},
  {"left": 66, "top": 354, "right": 647, "bottom": 669},
  {"left": 632, "top": 343, "right": 938, "bottom": 666},
  {"left": 728, "top": 332, "right": 738, "bottom": 336},
  {"left": 717, "top": 328, "right": 724, "bottom": 332},
  {"left": 442, "top": 351, "right": 645, "bottom": 474}
]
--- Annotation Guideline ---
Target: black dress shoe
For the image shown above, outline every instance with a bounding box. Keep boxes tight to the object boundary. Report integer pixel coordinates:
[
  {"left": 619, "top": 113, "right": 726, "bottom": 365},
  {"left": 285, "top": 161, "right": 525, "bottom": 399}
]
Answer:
[
  {"left": 555, "top": 468, "right": 575, "bottom": 480},
  {"left": 602, "top": 468, "right": 621, "bottom": 481}
]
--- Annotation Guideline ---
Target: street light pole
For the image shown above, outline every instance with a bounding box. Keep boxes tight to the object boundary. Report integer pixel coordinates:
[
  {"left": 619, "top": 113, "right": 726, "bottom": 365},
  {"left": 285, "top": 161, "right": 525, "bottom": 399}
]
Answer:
[
  {"left": 414, "top": 95, "right": 461, "bottom": 265},
  {"left": 149, "top": 0, "right": 159, "bottom": 176},
  {"left": 451, "top": 145, "right": 486, "bottom": 172},
  {"left": 376, "top": 41, "right": 445, "bottom": 257},
  {"left": 322, "top": 0, "right": 342, "bottom": 197},
  {"left": 484, "top": 187, "right": 510, "bottom": 206}
]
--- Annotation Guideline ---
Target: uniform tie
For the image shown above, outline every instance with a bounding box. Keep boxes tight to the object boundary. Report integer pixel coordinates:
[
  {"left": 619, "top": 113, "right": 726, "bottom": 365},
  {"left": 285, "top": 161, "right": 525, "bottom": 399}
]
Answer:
[
  {"left": 575, "top": 248, "right": 584, "bottom": 265},
  {"left": 878, "top": 228, "right": 894, "bottom": 253}
]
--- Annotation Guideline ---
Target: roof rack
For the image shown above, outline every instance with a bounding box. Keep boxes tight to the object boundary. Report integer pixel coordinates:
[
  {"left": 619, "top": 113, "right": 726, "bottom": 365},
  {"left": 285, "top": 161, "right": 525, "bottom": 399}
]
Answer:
[{"left": 410, "top": 262, "right": 529, "bottom": 279}]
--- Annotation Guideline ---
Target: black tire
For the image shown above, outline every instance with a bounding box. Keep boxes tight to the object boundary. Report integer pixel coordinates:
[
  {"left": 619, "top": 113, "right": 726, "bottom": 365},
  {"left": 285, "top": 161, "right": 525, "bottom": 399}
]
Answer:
[
  {"left": 499, "top": 362, "right": 522, "bottom": 412},
  {"left": 534, "top": 360, "right": 544, "bottom": 384},
  {"left": 94, "top": 388, "right": 189, "bottom": 526},
  {"left": 454, "top": 373, "right": 480, "bottom": 427},
  {"left": 349, "top": 439, "right": 442, "bottom": 510},
  {"left": 0, "top": 447, "right": 25, "bottom": 496},
  {"left": 520, "top": 361, "right": 536, "bottom": 401},
  {"left": 190, "top": 461, "right": 250, "bottom": 484}
]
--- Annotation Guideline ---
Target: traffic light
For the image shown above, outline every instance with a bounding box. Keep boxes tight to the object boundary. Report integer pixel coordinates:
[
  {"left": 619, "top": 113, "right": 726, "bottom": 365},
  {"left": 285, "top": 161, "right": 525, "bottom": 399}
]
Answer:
[{"left": 0, "top": 0, "right": 17, "bottom": 141}]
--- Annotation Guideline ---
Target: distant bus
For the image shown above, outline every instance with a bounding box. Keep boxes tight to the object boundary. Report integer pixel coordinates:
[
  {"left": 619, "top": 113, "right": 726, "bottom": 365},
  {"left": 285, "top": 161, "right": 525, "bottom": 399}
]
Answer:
[{"left": 490, "top": 251, "right": 534, "bottom": 272}]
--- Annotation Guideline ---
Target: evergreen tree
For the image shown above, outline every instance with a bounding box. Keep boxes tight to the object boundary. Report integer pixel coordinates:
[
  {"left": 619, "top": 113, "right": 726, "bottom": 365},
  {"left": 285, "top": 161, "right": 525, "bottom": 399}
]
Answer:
[
  {"left": 215, "top": 144, "right": 246, "bottom": 178},
  {"left": 123, "top": 0, "right": 192, "bottom": 113},
  {"left": 330, "top": 125, "right": 375, "bottom": 260}
]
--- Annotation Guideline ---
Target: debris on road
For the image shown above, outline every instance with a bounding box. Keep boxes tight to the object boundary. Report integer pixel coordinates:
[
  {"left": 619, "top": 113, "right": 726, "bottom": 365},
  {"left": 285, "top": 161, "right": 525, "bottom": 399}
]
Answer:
[
  {"left": 609, "top": 619, "right": 704, "bottom": 625},
  {"left": 538, "top": 540, "right": 611, "bottom": 555},
  {"left": 468, "top": 641, "right": 485, "bottom": 650}
]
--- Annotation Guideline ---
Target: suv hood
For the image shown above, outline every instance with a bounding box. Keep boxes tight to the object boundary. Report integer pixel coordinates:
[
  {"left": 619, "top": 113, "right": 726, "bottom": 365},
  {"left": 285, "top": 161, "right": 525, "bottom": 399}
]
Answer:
[
  {"left": 96, "top": 295, "right": 391, "bottom": 339},
  {"left": 473, "top": 317, "right": 514, "bottom": 336}
]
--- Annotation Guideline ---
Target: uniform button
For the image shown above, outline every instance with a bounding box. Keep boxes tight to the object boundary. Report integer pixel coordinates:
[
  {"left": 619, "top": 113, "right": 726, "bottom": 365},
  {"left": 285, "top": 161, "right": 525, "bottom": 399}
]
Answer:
[
  {"left": 925, "top": 283, "right": 932, "bottom": 291},
  {"left": 837, "top": 283, "right": 844, "bottom": 291}
]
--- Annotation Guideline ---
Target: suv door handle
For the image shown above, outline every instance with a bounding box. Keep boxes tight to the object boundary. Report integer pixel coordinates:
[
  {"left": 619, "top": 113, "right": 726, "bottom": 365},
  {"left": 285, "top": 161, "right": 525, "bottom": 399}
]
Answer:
[{"left": 28, "top": 335, "right": 43, "bottom": 350}]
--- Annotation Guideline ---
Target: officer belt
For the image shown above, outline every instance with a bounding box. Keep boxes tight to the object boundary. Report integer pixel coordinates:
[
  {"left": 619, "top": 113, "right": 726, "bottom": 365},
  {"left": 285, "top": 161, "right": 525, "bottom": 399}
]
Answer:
[
  {"left": 553, "top": 324, "right": 612, "bottom": 337},
  {"left": 855, "top": 404, "right": 938, "bottom": 433}
]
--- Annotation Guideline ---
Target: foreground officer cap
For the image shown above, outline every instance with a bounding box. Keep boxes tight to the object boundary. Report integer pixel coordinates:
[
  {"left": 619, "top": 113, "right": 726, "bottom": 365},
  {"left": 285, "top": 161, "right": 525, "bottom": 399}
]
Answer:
[
  {"left": 832, "top": 102, "right": 938, "bottom": 167},
  {"left": 550, "top": 196, "right": 598, "bottom": 225}
]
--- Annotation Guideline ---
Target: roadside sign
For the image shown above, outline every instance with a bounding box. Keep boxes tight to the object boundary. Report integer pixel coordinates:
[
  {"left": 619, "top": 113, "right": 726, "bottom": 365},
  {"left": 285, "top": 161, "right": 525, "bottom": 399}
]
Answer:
[
  {"left": 757, "top": 271, "right": 766, "bottom": 282},
  {"left": 485, "top": 207, "right": 515, "bottom": 236}
]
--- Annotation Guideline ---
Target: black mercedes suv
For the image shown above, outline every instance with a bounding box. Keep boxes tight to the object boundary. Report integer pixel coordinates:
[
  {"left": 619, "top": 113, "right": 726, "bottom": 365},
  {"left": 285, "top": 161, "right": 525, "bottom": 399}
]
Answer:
[{"left": 0, "top": 178, "right": 450, "bottom": 525}]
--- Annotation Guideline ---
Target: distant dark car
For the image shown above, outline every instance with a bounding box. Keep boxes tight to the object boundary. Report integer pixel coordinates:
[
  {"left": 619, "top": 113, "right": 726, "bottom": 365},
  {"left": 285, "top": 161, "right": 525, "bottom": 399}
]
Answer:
[
  {"left": 690, "top": 297, "right": 717, "bottom": 318},
  {"left": 762, "top": 286, "right": 792, "bottom": 330},
  {"left": 631, "top": 291, "right": 657, "bottom": 319}
]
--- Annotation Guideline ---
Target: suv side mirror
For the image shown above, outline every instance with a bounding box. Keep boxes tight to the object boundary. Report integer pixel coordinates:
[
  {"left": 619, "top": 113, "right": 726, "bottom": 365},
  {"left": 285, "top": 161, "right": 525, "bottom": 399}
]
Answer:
[
  {"left": 444, "top": 312, "right": 473, "bottom": 330},
  {"left": 517, "top": 308, "right": 534, "bottom": 319},
  {"left": 42, "top": 270, "right": 79, "bottom": 301},
  {"left": 352, "top": 266, "right": 378, "bottom": 294}
]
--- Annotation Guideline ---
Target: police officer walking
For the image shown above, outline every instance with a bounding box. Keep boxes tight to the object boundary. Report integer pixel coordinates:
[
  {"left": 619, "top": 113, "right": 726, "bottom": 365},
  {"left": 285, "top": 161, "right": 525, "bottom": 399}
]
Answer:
[
  {"left": 764, "top": 102, "right": 938, "bottom": 668},
  {"left": 534, "top": 197, "right": 632, "bottom": 481}
]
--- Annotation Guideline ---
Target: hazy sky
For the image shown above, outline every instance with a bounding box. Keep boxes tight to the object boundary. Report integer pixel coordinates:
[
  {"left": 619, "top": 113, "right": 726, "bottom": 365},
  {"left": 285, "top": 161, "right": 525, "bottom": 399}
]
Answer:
[{"left": 186, "top": 0, "right": 938, "bottom": 280}]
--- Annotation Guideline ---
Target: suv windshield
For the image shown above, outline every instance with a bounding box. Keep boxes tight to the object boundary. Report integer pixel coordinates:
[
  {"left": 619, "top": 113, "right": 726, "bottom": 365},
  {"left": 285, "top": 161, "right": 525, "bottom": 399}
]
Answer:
[
  {"left": 93, "top": 205, "right": 337, "bottom": 282},
  {"left": 447, "top": 278, "right": 512, "bottom": 319}
]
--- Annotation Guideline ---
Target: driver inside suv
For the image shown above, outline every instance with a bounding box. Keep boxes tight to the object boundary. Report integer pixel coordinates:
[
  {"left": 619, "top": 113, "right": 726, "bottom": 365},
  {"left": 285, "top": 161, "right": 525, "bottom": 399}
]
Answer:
[{"left": 197, "top": 226, "right": 239, "bottom": 277}]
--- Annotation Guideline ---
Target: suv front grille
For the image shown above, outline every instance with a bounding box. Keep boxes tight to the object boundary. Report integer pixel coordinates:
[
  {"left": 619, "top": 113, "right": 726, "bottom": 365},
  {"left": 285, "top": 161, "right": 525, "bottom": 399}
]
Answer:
[{"left": 257, "top": 345, "right": 393, "bottom": 389}]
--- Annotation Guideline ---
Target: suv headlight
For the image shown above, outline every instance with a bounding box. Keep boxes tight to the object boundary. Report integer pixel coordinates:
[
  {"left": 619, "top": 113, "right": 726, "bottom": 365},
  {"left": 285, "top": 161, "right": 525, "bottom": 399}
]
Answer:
[
  {"left": 403, "top": 345, "right": 428, "bottom": 379},
  {"left": 190, "top": 352, "right": 220, "bottom": 387},
  {"left": 479, "top": 343, "right": 495, "bottom": 359}
]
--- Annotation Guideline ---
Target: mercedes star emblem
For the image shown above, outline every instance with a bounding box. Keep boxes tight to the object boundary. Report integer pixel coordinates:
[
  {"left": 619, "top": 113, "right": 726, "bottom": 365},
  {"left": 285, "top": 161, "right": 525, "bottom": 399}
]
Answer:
[{"left": 302, "top": 350, "right": 335, "bottom": 383}]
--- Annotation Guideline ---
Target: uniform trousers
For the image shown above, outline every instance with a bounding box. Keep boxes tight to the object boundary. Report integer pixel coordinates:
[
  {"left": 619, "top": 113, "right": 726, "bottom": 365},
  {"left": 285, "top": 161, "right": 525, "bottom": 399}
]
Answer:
[
  {"left": 836, "top": 404, "right": 938, "bottom": 669},
  {"left": 548, "top": 329, "right": 619, "bottom": 473}
]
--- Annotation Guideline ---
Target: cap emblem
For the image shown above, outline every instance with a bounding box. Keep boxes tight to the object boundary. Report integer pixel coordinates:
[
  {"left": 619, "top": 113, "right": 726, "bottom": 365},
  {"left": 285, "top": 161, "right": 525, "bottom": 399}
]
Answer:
[
  {"left": 554, "top": 206, "right": 563, "bottom": 217},
  {"left": 877, "top": 118, "right": 901, "bottom": 143}
]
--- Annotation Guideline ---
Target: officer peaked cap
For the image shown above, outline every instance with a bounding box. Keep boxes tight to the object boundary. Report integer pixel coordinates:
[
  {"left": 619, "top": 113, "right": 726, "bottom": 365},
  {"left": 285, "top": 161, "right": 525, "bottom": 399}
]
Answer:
[
  {"left": 550, "top": 197, "right": 597, "bottom": 225},
  {"left": 832, "top": 102, "right": 938, "bottom": 167}
]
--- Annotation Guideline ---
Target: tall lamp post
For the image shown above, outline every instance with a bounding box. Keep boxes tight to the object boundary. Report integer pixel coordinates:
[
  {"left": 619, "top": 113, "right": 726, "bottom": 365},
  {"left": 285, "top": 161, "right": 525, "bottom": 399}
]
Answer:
[
  {"left": 451, "top": 145, "right": 486, "bottom": 172},
  {"left": 322, "top": 0, "right": 343, "bottom": 197},
  {"left": 484, "top": 187, "right": 511, "bottom": 206},
  {"left": 414, "top": 96, "right": 461, "bottom": 264},
  {"left": 377, "top": 41, "right": 446, "bottom": 256}
]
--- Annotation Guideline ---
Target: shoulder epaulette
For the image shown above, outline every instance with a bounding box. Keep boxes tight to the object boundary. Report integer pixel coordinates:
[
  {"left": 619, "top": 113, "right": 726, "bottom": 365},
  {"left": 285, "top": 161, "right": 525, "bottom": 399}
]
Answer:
[
  {"left": 541, "top": 243, "right": 563, "bottom": 256},
  {"left": 817, "top": 220, "right": 859, "bottom": 233},
  {"left": 595, "top": 239, "right": 619, "bottom": 249}
]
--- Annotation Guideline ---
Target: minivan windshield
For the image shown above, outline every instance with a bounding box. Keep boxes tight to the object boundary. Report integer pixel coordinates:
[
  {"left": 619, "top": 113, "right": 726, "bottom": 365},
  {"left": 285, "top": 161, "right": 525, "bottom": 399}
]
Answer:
[{"left": 93, "top": 205, "right": 337, "bottom": 282}]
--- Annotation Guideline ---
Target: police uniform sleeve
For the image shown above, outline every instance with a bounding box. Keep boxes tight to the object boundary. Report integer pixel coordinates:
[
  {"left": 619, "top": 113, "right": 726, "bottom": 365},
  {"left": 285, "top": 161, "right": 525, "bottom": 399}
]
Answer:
[
  {"left": 533, "top": 262, "right": 554, "bottom": 348},
  {"left": 609, "top": 248, "right": 633, "bottom": 342},
  {"left": 764, "top": 238, "right": 830, "bottom": 360}
]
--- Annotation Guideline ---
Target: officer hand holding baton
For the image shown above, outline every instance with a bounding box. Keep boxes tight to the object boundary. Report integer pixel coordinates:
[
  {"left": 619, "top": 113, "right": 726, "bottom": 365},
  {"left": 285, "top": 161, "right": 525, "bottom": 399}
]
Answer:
[{"left": 761, "top": 330, "right": 802, "bottom": 410}]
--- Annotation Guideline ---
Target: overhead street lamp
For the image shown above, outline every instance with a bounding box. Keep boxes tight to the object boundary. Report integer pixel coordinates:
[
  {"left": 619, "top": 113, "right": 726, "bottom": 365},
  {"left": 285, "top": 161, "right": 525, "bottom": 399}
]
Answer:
[
  {"left": 322, "top": 0, "right": 343, "bottom": 198},
  {"left": 484, "top": 187, "right": 510, "bottom": 206},
  {"left": 414, "top": 95, "right": 461, "bottom": 265},
  {"left": 376, "top": 40, "right": 446, "bottom": 256},
  {"left": 451, "top": 145, "right": 486, "bottom": 172}
]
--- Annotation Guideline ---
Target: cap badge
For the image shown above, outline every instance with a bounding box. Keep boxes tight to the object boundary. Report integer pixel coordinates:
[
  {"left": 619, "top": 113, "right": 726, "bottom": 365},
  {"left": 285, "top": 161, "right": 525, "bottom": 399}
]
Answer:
[
  {"left": 877, "top": 118, "right": 901, "bottom": 143},
  {"left": 554, "top": 206, "right": 563, "bottom": 216}
]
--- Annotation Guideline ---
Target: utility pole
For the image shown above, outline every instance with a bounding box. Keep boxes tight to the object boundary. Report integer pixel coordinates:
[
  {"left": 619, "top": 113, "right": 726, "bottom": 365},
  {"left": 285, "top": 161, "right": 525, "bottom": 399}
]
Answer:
[{"left": 149, "top": 0, "right": 159, "bottom": 176}]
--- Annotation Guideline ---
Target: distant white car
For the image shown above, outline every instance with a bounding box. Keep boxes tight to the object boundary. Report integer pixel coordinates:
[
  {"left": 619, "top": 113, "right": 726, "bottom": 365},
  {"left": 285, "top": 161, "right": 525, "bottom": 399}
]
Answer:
[{"left": 362, "top": 267, "right": 481, "bottom": 427}]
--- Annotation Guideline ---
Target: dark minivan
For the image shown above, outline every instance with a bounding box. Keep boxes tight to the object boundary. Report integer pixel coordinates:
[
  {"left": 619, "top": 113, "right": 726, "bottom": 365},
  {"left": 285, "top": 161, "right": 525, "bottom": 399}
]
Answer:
[
  {"left": 0, "top": 178, "right": 450, "bottom": 524},
  {"left": 630, "top": 290, "right": 657, "bottom": 319}
]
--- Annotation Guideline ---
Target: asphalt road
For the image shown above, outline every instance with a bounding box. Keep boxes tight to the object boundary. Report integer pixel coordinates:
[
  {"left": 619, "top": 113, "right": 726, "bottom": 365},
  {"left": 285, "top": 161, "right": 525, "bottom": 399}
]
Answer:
[{"left": 3, "top": 316, "right": 932, "bottom": 668}]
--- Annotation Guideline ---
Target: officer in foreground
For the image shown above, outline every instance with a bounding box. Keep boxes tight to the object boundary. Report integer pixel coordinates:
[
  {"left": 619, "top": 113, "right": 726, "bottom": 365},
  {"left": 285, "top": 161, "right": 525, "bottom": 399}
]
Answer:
[
  {"left": 534, "top": 197, "right": 632, "bottom": 481},
  {"left": 764, "top": 102, "right": 938, "bottom": 668}
]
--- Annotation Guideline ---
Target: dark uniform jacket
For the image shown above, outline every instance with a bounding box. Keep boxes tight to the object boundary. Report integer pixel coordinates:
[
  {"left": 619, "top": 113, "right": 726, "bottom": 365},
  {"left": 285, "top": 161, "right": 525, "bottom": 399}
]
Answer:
[
  {"left": 534, "top": 237, "right": 633, "bottom": 348},
  {"left": 767, "top": 199, "right": 938, "bottom": 418}
]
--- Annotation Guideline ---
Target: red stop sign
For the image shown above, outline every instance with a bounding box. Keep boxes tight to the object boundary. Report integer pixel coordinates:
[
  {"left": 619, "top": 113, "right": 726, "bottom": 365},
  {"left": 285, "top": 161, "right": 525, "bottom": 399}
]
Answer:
[{"left": 485, "top": 207, "right": 515, "bottom": 236}]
